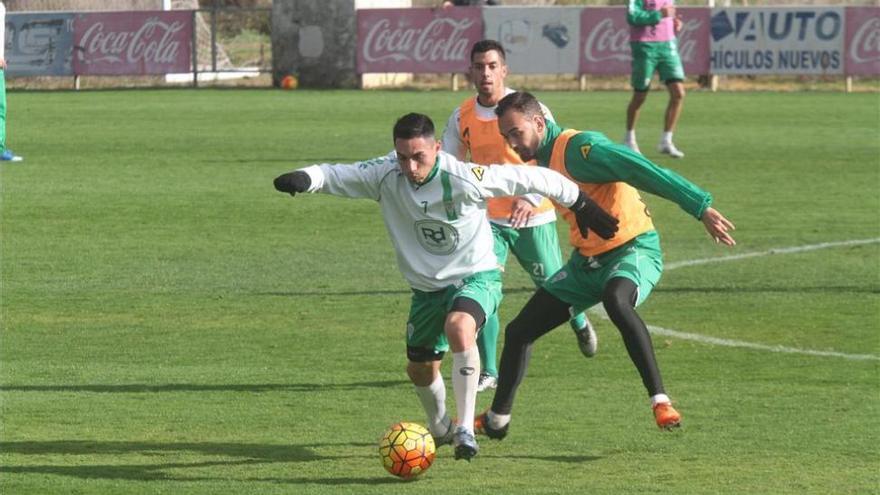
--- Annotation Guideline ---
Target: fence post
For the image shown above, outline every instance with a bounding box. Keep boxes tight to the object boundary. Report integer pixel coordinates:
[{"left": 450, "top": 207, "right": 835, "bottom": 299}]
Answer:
[
  {"left": 192, "top": 9, "right": 199, "bottom": 88},
  {"left": 210, "top": 5, "right": 218, "bottom": 73}
]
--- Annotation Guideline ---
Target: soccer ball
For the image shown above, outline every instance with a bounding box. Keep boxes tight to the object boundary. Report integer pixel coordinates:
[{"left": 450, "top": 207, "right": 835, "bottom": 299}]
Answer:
[
  {"left": 280, "top": 74, "right": 298, "bottom": 90},
  {"left": 379, "top": 422, "right": 436, "bottom": 479}
]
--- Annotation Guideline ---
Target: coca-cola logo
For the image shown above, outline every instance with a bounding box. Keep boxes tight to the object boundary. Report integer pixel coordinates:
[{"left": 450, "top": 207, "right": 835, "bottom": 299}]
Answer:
[
  {"left": 583, "top": 18, "right": 630, "bottom": 62},
  {"left": 362, "top": 17, "right": 473, "bottom": 64},
  {"left": 850, "top": 17, "right": 880, "bottom": 64},
  {"left": 78, "top": 17, "right": 184, "bottom": 65},
  {"left": 677, "top": 19, "right": 703, "bottom": 63}
]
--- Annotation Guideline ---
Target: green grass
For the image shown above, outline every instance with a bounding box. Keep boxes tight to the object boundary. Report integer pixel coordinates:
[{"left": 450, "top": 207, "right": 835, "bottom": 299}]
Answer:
[{"left": 1, "top": 88, "right": 878, "bottom": 494}]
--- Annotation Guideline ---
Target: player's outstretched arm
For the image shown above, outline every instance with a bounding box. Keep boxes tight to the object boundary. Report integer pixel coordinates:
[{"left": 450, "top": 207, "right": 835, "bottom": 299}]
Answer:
[
  {"left": 701, "top": 207, "right": 736, "bottom": 246},
  {"left": 274, "top": 171, "right": 311, "bottom": 196},
  {"left": 570, "top": 191, "right": 619, "bottom": 240}
]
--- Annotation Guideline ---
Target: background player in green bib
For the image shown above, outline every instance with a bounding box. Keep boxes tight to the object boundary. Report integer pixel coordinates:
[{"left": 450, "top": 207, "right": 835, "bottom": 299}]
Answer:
[
  {"left": 624, "top": 0, "right": 687, "bottom": 158},
  {"left": 442, "top": 40, "right": 598, "bottom": 394},
  {"left": 273, "top": 113, "right": 617, "bottom": 461}
]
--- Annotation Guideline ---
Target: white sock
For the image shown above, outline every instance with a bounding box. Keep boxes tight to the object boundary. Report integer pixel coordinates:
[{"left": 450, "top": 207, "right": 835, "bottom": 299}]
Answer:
[
  {"left": 452, "top": 347, "right": 480, "bottom": 434},
  {"left": 625, "top": 130, "right": 637, "bottom": 143},
  {"left": 661, "top": 132, "right": 673, "bottom": 145},
  {"left": 651, "top": 393, "right": 671, "bottom": 406},
  {"left": 414, "top": 375, "right": 450, "bottom": 436},
  {"left": 487, "top": 410, "right": 511, "bottom": 429}
]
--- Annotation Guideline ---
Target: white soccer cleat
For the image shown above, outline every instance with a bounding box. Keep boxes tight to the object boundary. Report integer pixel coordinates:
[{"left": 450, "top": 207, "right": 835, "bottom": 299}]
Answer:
[
  {"left": 476, "top": 372, "right": 497, "bottom": 392},
  {"left": 657, "top": 142, "right": 685, "bottom": 158},
  {"left": 432, "top": 416, "right": 456, "bottom": 446},
  {"left": 573, "top": 320, "right": 598, "bottom": 358},
  {"left": 624, "top": 140, "right": 642, "bottom": 154},
  {"left": 452, "top": 426, "right": 479, "bottom": 461}
]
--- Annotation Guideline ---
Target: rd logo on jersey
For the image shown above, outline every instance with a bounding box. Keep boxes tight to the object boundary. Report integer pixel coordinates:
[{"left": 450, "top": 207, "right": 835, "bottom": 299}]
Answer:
[{"left": 414, "top": 220, "right": 460, "bottom": 255}]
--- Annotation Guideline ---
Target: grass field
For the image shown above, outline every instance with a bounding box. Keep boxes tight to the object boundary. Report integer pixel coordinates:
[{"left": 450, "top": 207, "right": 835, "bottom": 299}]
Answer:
[{"left": 1, "top": 88, "right": 878, "bottom": 494}]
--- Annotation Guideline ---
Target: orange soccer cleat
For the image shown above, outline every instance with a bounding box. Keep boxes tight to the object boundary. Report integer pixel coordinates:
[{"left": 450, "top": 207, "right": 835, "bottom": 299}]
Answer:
[
  {"left": 653, "top": 402, "right": 682, "bottom": 430},
  {"left": 474, "top": 411, "right": 509, "bottom": 440}
]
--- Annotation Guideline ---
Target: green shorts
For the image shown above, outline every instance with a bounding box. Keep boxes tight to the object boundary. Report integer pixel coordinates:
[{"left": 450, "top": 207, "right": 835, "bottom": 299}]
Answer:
[
  {"left": 630, "top": 40, "right": 685, "bottom": 92},
  {"left": 406, "top": 270, "right": 503, "bottom": 360},
  {"left": 543, "top": 231, "right": 663, "bottom": 314},
  {"left": 492, "top": 221, "right": 564, "bottom": 286}
]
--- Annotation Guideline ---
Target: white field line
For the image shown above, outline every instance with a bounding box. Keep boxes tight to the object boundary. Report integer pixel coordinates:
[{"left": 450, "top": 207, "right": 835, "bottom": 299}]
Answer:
[
  {"left": 593, "top": 238, "right": 880, "bottom": 362},
  {"left": 665, "top": 238, "right": 880, "bottom": 271}
]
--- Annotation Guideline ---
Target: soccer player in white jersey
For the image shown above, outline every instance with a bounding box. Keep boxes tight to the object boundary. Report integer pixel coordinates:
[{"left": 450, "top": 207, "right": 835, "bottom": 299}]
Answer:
[
  {"left": 442, "top": 40, "right": 597, "bottom": 395},
  {"left": 274, "top": 113, "right": 618, "bottom": 461}
]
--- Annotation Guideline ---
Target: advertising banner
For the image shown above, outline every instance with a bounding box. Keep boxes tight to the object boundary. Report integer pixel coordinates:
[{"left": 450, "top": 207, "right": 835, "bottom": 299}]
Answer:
[
  {"left": 482, "top": 7, "right": 581, "bottom": 74},
  {"left": 844, "top": 7, "right": 880, "bottom": 76},
  {"left": 580, "top": 7, "right": 709, "bottom": 76},
  {"left": 6, "top": 13, "right": 75, "bottom": 77},
  {"left": 72, "top": 11, "right": 192, "bottom": 75},
  {"left": 356, "top": 8, "right": 482, "bottom": 74},
  {"left": 709, "top": 7, "right": 844, "bottom": 75}
]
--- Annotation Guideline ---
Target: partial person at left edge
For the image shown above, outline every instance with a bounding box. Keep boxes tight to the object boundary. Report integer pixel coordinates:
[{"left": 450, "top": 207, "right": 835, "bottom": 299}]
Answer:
[{"left": 0, "top": 1, "right": 22, "bottom": 162}]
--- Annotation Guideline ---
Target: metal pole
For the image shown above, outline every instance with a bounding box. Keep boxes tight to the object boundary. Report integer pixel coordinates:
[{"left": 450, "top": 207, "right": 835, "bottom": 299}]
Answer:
[
  {"left": 192, "top": 10, "right": 199, "bottom": 88},
  {"left": 211, "top": 5, "right": 218, "bottom": 73}
]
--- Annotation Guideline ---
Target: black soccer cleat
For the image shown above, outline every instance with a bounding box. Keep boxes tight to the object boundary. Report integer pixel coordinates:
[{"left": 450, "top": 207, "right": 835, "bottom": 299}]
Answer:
[{"left": 474, "top": 411, "right": 509, "bottom": 440}]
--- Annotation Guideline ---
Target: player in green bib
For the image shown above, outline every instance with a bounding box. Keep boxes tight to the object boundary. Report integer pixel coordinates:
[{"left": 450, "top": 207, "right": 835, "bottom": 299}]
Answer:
[{"left": 625, "top": 0, "right": 687, "bottom": 158}]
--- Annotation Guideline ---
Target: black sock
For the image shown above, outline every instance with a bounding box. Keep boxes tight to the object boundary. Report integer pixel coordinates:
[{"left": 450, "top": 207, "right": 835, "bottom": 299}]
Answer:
[{"left": 602, "top": 277, "right": 665, "bottom": 396}]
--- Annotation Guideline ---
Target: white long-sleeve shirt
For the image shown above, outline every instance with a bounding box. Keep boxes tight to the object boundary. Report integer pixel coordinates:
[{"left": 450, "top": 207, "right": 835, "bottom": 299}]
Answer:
[
  {"left": 1, "top": 2, "right": 6, "bottom": 60},
  {"left": 299, "top": 150, "right": 580, "bottom": 291}
]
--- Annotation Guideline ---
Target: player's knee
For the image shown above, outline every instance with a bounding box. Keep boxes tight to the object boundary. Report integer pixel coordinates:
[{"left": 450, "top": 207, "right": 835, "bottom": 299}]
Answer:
[
  {"left": 444, "top": 312, "right": 475, "bottom": 334},
  {"left": 630, "top": 91, "right": 649, "bottom": 105},
  {"left": 406, "top": 360, "right": 436, "bottom": 386},
  {"left": 503, "top": 317, "right": 530, "bottom": 346},
  {"left": 668, "top": 82, "right": 685, "bottom": 101},
  {"left": 602, "top": 278, "right": 639, "bottom": 318}
]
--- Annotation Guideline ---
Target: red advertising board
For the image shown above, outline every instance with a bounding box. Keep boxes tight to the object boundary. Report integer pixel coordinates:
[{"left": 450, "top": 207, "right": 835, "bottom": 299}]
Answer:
[
  {"left": 357, "top": 8, "right": 483, "bottom": 74},
  {"left": 73, "top": 11, "right": 192, "bottom": 75},
  {"left": 580, "top": 7, "right": 709, "bottom": 76},
  {"left": 845, "top": 7, "right": 880, "bottom": 76}
]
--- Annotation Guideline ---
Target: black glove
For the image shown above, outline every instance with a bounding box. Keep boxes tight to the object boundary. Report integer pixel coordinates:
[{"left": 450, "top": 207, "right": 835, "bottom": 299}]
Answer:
[
  {"left": 568, "top": 191, "right": 619, "bottom": 240},
  {"left": 273, "top": 171, "right": 311, "bottom": 196}
]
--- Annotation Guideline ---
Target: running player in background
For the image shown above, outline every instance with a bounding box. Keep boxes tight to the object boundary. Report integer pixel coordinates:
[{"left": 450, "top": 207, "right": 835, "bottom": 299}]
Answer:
[
  {"left": 624, "top": 0, "right": 686, "bottom": 158},
  {"left": 442, "top": 40, "right": 598, "bottom": 395},
  {"left": 274, "top": 112, "right": 618, "bottom": 461}
]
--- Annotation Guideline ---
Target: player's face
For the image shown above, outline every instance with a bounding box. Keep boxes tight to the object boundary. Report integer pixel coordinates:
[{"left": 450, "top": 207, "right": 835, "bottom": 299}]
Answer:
[
  {"left": 498, "top": 110, "right": 545, "bottom": 162},
  {"left": 395, "top": 136, "right": 440, "bottom": 185},
  {"left": 469, "top": 50, "right": 508, "bottom": 103}
]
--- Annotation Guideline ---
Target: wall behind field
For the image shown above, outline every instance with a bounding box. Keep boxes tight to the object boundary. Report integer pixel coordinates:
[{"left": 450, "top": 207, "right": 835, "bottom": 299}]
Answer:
[{"left": 6, "top": 0, "right": 163, "bottom": 11}]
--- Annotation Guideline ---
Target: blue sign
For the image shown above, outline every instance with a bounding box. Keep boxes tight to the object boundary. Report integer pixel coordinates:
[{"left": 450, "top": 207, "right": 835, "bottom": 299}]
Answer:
[{"left": 6, "top": 13, "right": 75, "bottom": 77}]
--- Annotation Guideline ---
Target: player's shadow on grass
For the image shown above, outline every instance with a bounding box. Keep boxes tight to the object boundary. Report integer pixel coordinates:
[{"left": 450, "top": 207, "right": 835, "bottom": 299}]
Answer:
[
  {"left": 0, "top": 440, "right": 399, "bottom": 485},
  {"left": 0, "top": 380, "right": 409, "bottom": 394}
]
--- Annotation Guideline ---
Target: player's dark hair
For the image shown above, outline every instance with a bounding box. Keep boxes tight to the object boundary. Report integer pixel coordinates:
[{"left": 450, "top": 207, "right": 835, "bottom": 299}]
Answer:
[
  {"left": 393, "top": 113, "right": 435, "bottom": 141},
  {"left": 470, "top": 39, "right": 506, "bottom": 63},
  {"left": 495, "top": 91, "right": 542, "bottom": 119}
]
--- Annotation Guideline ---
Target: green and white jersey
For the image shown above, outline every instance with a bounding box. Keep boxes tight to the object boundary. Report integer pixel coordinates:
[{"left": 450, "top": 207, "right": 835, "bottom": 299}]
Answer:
[{"left": 299, "top": 150, "right": 580, "bottom": 292}]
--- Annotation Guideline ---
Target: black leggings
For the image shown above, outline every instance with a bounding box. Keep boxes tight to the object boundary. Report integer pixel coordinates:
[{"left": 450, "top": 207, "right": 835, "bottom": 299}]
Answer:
[{"left": 491, "top": 278, "right": 665, "bottom": 415}]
